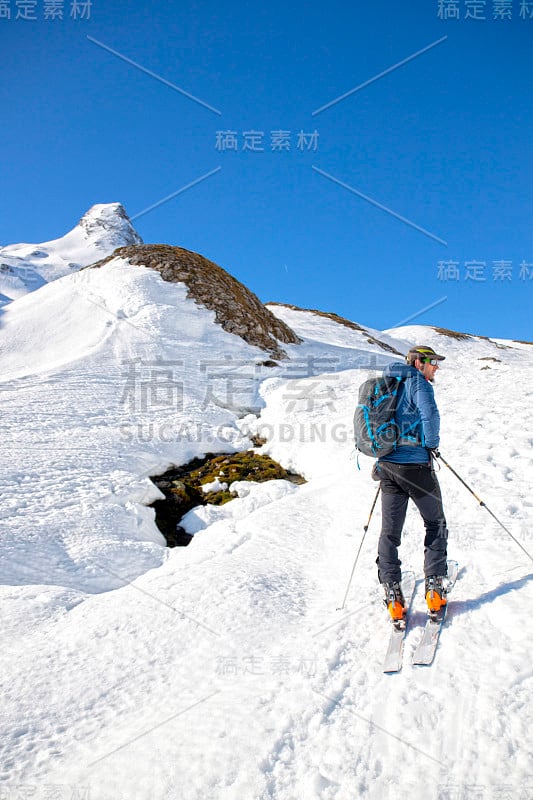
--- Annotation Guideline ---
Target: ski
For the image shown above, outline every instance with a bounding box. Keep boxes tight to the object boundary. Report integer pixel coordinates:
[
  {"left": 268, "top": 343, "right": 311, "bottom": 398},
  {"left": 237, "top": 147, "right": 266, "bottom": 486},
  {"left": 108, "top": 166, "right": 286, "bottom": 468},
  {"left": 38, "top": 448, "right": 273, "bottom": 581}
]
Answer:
[
  {"left": 412, "top": 560, "right": 459, "bottom": 666},
  {"left": 382, "top": 570, "right": 416, "bottom": 673}
]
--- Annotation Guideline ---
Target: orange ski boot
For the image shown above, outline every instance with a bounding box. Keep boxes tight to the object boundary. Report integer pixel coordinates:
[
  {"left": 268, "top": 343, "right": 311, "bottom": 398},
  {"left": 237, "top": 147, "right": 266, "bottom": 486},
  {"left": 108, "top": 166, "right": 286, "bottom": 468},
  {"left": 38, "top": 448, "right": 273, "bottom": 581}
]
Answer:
[
  {"left": 425, "top": 575, "right": 447, "bottom": 613},
  {"left": 383, "top": 581, "right": 406, "bottom": 622}
]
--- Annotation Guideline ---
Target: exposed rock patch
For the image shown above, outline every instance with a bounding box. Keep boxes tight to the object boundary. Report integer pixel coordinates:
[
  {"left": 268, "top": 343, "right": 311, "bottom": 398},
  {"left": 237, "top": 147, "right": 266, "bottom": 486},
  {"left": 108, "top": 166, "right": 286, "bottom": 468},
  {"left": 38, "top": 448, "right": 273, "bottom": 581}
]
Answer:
[
  {"left": 432, "top": 326, "right": 473, "bottom": 341},
  {"left": 150, "top": 451, "right": 306, "bottom": 547},
  {"left": 432, "top": 326, "right": 512, "bottom": 349},
  {"left": 89, "top": 244, "right": 301, "bottom": 359}
]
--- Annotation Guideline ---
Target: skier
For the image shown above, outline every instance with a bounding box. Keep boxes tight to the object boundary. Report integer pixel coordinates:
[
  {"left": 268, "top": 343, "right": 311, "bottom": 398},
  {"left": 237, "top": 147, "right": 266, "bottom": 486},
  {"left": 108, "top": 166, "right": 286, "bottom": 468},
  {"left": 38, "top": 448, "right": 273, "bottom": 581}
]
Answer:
[{"left": 374, "top": 345, "right": 449, "bottom": 621}]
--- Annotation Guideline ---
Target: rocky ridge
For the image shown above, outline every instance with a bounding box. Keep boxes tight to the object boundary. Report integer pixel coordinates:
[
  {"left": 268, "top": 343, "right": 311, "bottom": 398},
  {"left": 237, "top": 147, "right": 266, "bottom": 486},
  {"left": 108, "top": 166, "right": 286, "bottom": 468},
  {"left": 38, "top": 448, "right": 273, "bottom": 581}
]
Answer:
[
  {"left": 267, "top": 302, "right": 404, "bottom": 356},
  {"left": 89, "top": 244, "right": 302, "bottom": 359}
]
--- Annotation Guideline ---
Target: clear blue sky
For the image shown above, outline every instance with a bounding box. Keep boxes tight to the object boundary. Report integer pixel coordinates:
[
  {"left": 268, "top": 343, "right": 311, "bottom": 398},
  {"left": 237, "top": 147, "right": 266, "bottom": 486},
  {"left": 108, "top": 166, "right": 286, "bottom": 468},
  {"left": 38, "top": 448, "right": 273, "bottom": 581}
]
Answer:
[{"left": 2, "top": 0, "right": 532, "bottom": 340}]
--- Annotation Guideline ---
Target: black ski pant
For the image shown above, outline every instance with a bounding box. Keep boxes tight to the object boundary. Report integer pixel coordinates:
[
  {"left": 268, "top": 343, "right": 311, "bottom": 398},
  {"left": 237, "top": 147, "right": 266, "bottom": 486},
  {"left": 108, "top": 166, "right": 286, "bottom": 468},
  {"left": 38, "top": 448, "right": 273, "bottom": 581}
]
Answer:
[{"left": 375, "top": 461, "right": 448, "bottom": 584}]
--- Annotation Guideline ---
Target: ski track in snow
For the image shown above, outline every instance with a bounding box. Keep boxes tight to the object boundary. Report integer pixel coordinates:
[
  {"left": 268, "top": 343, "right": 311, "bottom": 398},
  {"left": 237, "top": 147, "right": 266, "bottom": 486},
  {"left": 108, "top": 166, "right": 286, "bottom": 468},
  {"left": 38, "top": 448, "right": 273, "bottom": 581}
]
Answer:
[{"left": 0, "top": 271, "right": 532, "bottom": 799}]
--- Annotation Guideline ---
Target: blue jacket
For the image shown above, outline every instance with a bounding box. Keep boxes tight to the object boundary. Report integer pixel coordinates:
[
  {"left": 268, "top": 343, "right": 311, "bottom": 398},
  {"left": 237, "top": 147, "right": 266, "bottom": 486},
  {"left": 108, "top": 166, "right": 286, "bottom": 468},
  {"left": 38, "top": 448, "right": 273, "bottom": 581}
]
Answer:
[{"left": 378, "top": 362, "right": 440, "bottom": 464}]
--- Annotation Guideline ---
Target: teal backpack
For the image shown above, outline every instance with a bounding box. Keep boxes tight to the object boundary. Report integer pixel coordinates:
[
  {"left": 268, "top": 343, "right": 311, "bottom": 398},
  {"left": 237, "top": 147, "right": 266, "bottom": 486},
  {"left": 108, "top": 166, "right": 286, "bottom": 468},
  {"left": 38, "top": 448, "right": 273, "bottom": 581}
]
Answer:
[{"left": 353, "top": 376, "right": 403, "bottom": 457}]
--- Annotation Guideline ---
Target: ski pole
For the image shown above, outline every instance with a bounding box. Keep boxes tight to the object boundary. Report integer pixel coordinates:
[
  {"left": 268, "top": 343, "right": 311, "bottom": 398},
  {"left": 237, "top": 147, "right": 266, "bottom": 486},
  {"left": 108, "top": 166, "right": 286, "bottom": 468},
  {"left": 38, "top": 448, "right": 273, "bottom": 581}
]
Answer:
[
  {"left": 337, "top": 485, "right": 381, "bottom": 610},
  {"left": 436, "top": 452, "right": 533, "bottom": 564}
]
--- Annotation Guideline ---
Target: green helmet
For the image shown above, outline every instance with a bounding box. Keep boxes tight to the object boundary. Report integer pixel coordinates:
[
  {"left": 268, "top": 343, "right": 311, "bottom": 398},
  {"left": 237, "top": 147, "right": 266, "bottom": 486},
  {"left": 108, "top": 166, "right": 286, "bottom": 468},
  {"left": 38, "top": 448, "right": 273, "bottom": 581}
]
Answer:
[{"left": 406, "top": 345, "right": 446, "bottom": 365}]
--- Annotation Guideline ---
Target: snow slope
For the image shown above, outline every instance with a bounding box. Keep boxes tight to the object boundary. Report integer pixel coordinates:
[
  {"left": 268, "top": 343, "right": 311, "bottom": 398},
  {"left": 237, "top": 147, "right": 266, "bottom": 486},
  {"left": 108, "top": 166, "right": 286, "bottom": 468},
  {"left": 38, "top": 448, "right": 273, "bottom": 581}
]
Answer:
[
  {"left": 0, "top": 260, "right": 532, "bottom": 800},
  {"left": 0, "top": 203, "right": 141, "bottom": 305}
]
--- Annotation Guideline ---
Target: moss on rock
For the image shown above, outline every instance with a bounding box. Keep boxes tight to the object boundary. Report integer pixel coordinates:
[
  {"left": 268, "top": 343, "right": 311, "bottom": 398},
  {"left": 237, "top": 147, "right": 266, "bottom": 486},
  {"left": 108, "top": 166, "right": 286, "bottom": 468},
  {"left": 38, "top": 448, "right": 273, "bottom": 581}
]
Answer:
[{"left": 150, "top": 451, "right": 305, "bottom": 546}]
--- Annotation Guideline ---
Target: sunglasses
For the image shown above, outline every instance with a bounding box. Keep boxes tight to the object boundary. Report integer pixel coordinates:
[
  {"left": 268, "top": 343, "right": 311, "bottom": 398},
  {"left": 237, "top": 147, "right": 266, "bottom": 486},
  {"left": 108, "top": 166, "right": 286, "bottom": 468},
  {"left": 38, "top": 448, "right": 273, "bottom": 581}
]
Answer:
[{"left": 422, "top": 358, "right": 440, "bottom": 366}]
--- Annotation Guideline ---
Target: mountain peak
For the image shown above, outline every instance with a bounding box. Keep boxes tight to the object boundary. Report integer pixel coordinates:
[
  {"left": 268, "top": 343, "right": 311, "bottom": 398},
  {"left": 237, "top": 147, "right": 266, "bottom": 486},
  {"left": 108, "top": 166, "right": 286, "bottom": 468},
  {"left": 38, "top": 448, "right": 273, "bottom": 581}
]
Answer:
[
  {"left": 76, "top": 203, "right": 142, "bottom": 249},
  {"left": 0, "top": 203, "right": 143, "bottom": 303}
]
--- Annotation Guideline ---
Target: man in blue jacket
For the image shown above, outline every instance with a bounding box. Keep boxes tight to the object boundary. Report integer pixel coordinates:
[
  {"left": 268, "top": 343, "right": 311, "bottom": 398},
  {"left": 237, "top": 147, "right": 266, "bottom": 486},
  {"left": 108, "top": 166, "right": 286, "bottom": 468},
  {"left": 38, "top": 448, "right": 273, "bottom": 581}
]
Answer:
[{"left": 375, "top": 345, "right": 449, "bottom": 621}]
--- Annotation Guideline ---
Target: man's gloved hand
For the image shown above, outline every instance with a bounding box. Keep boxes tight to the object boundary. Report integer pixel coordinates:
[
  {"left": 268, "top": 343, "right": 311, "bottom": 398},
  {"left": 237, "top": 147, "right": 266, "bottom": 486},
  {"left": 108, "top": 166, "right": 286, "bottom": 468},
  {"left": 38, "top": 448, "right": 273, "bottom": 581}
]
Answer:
[{"left": 429, "top": 448, "right": 441, "bottom": 460}]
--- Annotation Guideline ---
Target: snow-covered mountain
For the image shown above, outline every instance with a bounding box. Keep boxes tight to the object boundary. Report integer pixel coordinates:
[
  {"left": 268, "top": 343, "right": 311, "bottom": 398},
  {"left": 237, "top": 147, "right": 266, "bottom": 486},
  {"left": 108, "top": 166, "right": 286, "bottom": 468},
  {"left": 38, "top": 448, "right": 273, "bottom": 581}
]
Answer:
[
  {"left": 0, "top": 211, "right": 532, "bottom": 799},
  {"left": 0, "top": 203, "right": 142, "bottom": 304}
]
